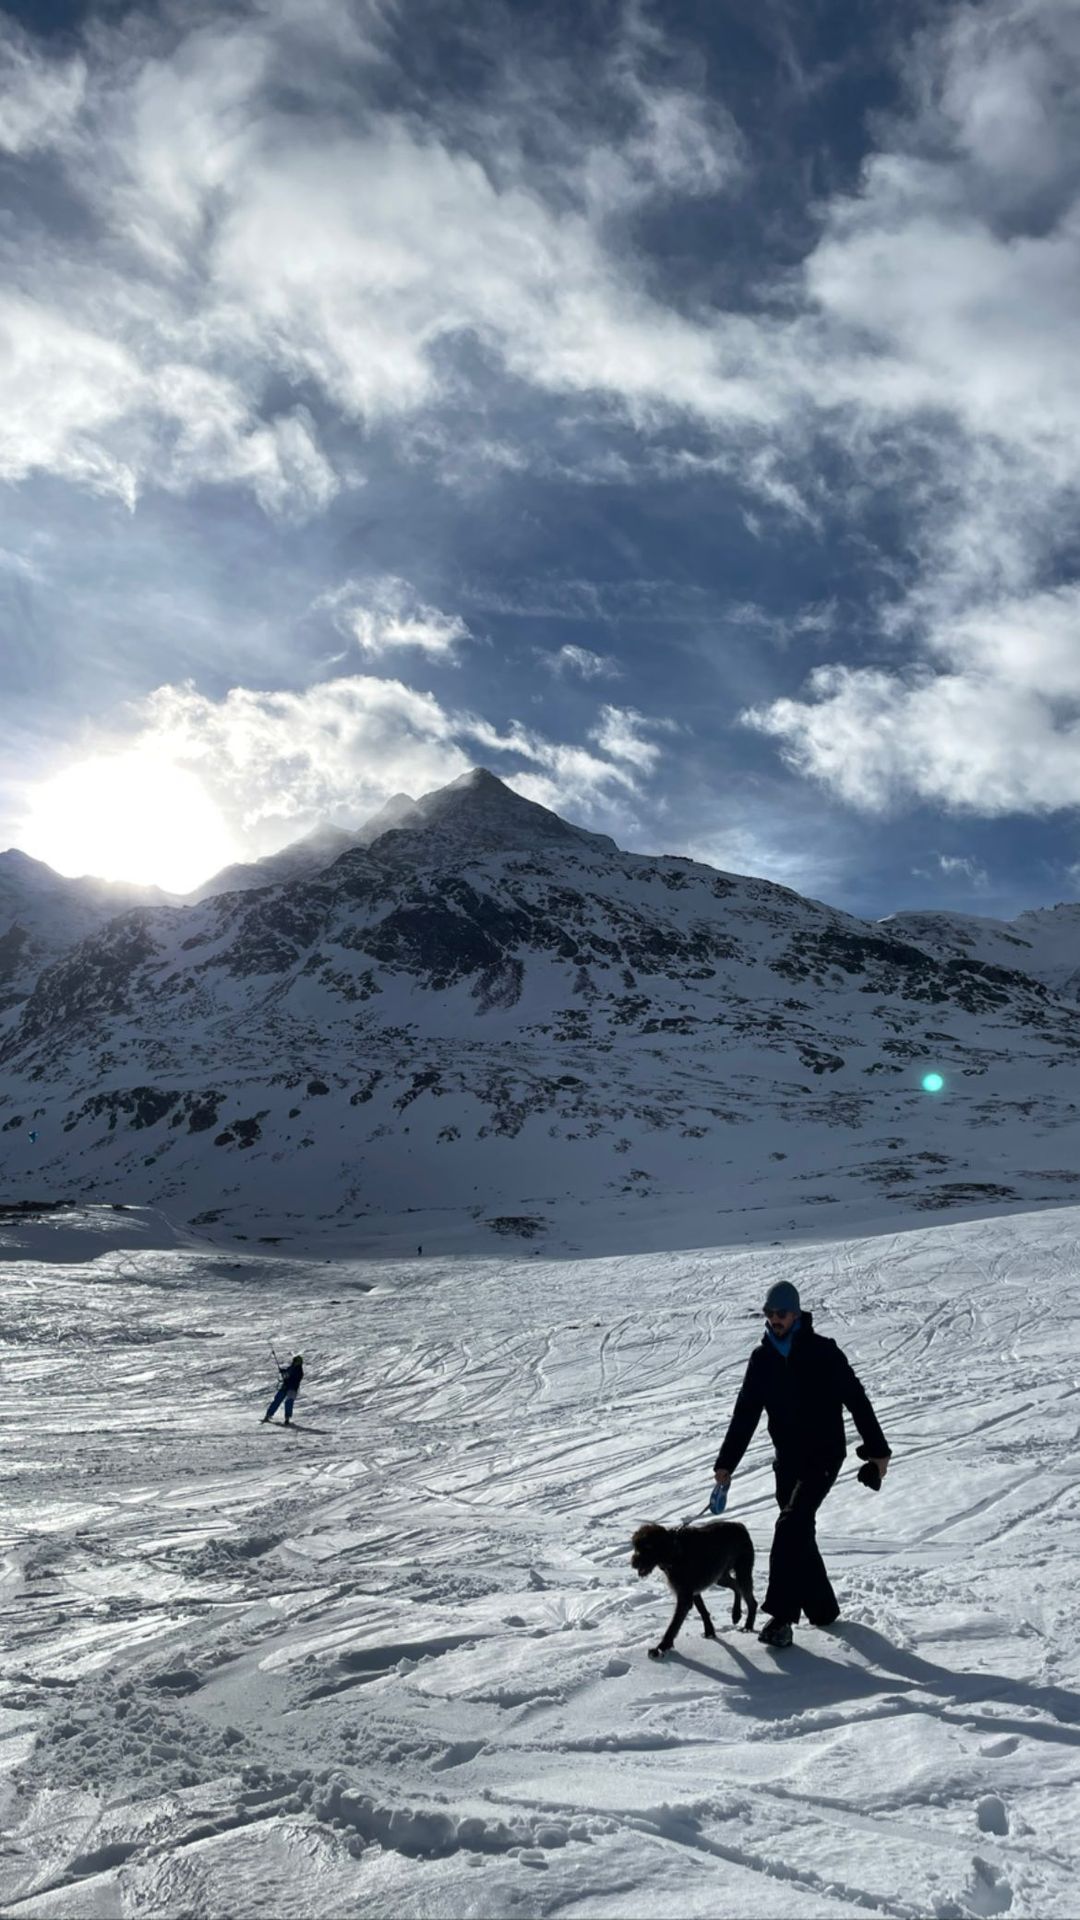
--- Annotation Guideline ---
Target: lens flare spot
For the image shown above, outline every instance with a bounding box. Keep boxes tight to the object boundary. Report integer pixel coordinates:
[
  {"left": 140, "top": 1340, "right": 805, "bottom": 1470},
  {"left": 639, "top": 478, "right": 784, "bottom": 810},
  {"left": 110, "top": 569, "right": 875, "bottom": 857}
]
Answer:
[{"left": 921, "top": 1072, "right": 945, "bottom": 1093}]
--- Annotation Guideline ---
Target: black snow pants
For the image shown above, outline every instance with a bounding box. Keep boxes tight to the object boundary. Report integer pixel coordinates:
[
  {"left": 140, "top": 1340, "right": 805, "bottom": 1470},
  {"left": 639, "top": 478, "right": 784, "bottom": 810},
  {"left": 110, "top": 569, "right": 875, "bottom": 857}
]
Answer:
[{"left": 763, "top": 1457, "right": 841, "bottom": 1626}]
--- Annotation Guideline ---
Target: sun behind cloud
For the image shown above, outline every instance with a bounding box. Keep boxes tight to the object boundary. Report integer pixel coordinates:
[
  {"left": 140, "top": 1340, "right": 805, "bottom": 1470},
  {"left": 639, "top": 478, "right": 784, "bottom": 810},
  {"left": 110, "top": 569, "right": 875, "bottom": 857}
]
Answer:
[{"left": 20, "top": 750, "right": 240, "bottom": 893}]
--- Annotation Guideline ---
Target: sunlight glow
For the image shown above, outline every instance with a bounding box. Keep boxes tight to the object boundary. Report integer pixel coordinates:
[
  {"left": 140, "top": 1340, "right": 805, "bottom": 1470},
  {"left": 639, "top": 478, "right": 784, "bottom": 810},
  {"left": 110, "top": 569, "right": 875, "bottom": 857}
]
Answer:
[{"left": 20, "top": 751, "right": 240, "bottom": 893}]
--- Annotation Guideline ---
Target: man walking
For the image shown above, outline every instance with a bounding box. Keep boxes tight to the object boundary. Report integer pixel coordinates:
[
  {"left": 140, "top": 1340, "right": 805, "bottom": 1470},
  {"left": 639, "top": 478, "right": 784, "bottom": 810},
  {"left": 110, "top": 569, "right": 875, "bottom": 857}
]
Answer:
[
  {"left": 263, "top": 1353, "right": 304, "bottom": 1426},
  {"left": 714, "top": 1281, "right": 890, "bottom": 1647}
]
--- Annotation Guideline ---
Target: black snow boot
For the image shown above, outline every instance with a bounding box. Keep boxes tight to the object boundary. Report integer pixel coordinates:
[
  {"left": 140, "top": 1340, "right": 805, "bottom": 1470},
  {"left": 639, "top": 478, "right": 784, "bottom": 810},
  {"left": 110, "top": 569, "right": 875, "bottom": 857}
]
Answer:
[{"left": 758, "top": 1618, "right": 794, "bottom": 1648}]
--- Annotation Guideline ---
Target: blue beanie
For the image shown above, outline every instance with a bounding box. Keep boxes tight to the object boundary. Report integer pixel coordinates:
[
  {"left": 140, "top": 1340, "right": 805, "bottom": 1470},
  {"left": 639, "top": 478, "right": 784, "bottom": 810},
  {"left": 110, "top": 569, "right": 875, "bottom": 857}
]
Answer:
[{"left": 763, "top": 1280, "right": 800, "bottom": 1314}]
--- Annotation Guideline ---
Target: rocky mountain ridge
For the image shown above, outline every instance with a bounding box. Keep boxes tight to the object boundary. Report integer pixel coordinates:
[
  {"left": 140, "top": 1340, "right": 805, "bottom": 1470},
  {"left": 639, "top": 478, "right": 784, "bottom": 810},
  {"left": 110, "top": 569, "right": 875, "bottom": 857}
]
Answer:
[
  {"left": 881, "top": 904, "right": 1080, "bottom": 1002},
  {"left": 184, "top": 792, "right": 420, "bottom": 901}
]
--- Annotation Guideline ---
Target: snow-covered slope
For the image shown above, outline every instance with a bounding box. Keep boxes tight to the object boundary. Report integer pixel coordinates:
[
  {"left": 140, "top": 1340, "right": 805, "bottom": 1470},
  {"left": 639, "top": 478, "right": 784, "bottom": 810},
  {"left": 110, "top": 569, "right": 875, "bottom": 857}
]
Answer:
[
  {"left": 882, "top": 904, "right": 1080, "bottom": 1002},
  {"left": 2, "top": 770, "right": 1079, "bottom": 1247},
  {"left": 2, "top": 1201, "right": 1078, "bottom": 1916},
  {"left": 0, "top": 850, "right": 169, "bottom": 1034}
]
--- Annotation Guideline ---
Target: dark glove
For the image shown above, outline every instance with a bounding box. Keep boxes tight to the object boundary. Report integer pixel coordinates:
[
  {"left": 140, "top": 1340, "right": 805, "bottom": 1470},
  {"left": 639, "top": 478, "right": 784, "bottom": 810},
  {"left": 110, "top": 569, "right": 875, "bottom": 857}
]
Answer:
[{"left": 856, "top": 1443, "right": 884, "bottom": 1491}]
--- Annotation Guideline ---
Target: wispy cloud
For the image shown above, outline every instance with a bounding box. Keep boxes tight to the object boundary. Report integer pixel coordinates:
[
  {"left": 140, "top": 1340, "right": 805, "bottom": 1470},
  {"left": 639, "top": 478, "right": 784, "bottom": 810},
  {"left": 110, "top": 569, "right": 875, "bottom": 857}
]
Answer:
[
  {"left": 464, "top": 715, "right": 643, "bottom": 812},
  {"left": 542, "top": 644, "right": 622, "bottom": 681},
  {"left": 933, "top": 854, "right": 989, "bottom": 890},
  {"left": 0, "top": 21, "right": 85, "bottom": 156},
  {"left": 725, "top": 600, "right": 838, "bottom": 648},
  {"left": 0, "top": 545, "right": 46, "bottom": 583},
  {"left": 587, "top": 703, "right": 675, "bottom": 773},
  {"left": 319, "top": 576, "right": 474, "bottom": 661}
]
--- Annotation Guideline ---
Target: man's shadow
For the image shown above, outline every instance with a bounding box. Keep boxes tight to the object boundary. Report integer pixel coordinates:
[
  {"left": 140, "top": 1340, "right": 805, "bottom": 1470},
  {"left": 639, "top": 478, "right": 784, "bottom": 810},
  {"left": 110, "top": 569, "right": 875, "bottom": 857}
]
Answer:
[
  {"left": 837, "top": 1621, "right": 1080, "bottom": 1745},
  {"left": 664, "top": 1621, "right": 1080, "bottom": 1746}
]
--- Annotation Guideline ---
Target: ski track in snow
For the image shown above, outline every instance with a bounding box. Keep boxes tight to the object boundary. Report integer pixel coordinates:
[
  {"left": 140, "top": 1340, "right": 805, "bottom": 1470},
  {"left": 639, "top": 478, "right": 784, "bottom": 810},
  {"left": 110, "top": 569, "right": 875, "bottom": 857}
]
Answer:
[{"left": 2, "top": 1206, "right": 1080, "bottom": 1917}]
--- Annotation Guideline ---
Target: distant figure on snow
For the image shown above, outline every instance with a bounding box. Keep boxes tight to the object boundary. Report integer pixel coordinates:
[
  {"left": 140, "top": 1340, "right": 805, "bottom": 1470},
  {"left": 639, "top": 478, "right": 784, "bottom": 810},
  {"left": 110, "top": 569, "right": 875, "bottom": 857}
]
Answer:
[
  {"left": 264, "top": 1354, "right": 303, "bottom": 1425},
  {"left": 713, "top": 1281, "right": 890, "bottom": 1648}
]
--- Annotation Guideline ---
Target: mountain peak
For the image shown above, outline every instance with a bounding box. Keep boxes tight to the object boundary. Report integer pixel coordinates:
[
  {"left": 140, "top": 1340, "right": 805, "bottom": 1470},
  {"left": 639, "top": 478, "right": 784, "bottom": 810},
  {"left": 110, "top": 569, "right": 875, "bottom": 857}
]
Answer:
[
  {"left": 366, "top": 767, "right": 618, "bottom": 860},
  {"left": 1, "top": 848, "right": 61, "bottom": 884},
  {"left": 447, "top": 767, "right": 502, "bottom": 790},
  {"left": 2, "top": 848, "right": 49, "bottom": 866}
]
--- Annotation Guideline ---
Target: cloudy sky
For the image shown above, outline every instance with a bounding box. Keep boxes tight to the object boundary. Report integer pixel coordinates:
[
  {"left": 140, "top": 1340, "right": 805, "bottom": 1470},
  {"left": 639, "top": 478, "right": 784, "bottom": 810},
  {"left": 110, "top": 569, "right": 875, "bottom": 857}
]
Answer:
[{"left": 2, "top": 0, "right": 1079, "bottom": 915}]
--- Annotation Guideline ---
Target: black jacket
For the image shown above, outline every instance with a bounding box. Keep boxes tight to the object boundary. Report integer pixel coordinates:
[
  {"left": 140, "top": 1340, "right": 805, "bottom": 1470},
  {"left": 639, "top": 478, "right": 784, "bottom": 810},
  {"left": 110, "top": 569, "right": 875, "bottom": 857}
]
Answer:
[
  {"left": 714, "top": 1312, "right": 889, "bottom": 1475},
  {"left": 279, "top": 1359, "right": 303, "bottom": 1393}
]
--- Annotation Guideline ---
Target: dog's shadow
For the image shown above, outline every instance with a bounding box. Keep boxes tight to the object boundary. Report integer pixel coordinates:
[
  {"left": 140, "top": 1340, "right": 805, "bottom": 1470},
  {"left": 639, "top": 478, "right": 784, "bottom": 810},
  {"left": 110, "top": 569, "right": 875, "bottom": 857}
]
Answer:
[{"left": 657, "top": 1620, "right": 1080, "bottom": 1745}]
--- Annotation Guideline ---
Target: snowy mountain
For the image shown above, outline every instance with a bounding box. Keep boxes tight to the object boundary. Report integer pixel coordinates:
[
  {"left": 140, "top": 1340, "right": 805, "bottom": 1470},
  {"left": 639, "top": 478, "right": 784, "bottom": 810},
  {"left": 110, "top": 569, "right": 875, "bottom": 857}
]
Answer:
[
  {"left": 2, "top": 768, "right": 1079, "bottom": 1248},
  {"left": 0, "top": 849, "right": 169, "bottom": 1035}
]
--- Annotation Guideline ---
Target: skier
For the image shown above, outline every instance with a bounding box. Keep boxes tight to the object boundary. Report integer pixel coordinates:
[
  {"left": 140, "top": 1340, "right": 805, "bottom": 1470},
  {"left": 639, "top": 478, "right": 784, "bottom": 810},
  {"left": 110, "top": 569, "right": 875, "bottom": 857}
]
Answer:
[
  {"left": 713, "top": 1281, "right": 890, "bottom": 1648},
  {"left": 263, "top": 1353, "right": 304, "bottom": 1426}
]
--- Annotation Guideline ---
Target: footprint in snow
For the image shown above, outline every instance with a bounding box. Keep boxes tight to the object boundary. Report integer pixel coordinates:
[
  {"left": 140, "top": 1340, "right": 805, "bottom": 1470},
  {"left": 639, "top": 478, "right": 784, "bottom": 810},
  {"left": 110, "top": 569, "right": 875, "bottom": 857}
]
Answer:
[
  {"left": 958, "top": 1856, "right": 1013, "bottom": 1917},
  {"left": 431, "top": 1739, "right": 486, "bottom": 1771},
  {"left": 976, "top": 1794, "right": 1009, "bottom": 1836},
  {"left": 147, "top": 1668, "right": 203, "bottom": 1695}
]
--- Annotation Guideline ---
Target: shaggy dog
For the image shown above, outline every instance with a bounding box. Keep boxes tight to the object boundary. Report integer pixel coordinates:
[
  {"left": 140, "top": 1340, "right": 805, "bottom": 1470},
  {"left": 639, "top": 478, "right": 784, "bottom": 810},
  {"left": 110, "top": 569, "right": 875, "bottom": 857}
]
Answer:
[{"left": 630, "top": 1519, "right": 757, "bottom": 1658}]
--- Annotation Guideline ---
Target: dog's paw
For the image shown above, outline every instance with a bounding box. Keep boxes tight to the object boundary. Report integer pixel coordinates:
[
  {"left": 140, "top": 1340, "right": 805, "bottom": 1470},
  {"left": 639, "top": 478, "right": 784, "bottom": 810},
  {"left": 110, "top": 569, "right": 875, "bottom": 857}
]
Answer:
[
  {"left": 647, "top": 1644, "right": 670, "bottom": 1660},
  {"left": 702, "top": 1625, "right": 717, "bottom": 1640}
]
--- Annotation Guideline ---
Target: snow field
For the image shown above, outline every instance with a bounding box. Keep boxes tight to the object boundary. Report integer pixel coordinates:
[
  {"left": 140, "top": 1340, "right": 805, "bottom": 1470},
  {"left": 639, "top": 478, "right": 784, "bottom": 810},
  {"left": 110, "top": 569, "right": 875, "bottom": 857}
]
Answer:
[{"left": 2, "top": 1205, "right": 1080, "bottom": 1916}]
